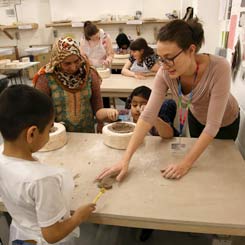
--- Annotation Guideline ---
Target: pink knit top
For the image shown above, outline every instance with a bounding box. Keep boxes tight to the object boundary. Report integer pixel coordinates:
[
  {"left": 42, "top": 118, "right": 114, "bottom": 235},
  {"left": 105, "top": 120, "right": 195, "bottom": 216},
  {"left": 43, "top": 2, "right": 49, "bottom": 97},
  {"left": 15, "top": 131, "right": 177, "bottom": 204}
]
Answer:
[{"left": 140, "top": 54, "right": 239, "bottom": 137}]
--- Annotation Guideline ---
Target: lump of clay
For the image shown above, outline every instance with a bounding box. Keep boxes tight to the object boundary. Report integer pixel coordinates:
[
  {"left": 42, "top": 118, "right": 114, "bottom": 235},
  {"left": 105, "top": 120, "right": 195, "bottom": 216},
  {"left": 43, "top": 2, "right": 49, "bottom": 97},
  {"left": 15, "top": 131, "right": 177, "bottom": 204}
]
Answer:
[{"left": 97, "top": 172, "right": 119, "bottom": 189}]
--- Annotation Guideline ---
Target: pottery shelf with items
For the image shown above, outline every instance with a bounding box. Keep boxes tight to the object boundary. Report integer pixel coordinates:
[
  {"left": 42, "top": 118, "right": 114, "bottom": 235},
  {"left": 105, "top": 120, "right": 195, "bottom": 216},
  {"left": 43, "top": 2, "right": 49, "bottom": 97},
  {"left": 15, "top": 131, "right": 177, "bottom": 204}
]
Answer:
[
  {"left": 45, "top": 19, "right": 169, "bottom": 27},
  {"left": 0, "top": 23, "right": 38, "bottom": 40},
  {"left": 45, "top": 19, "right": 169, "bottom": 36}
]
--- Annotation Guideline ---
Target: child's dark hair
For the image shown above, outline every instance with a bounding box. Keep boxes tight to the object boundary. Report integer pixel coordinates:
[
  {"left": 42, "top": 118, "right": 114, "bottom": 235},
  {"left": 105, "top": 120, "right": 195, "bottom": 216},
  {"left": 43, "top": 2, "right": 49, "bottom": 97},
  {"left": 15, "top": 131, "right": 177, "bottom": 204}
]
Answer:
[
  {"left": 125, "top": 86, "right": 151, "bottom": 109},
  {"left": 157, "top": 18, "right": 204, "bottom": 52},
  {"left": 0, "top": 85, "right": 54, "bottom": 141},
  {"left": 84, "top": 21, "right": 99, "bottom": 41},
  {"left": 130, "top": 38, "right": 154, "bottom": 60},
  {"left": 116, "top": 33, "right": 131, "bottom": 49}
]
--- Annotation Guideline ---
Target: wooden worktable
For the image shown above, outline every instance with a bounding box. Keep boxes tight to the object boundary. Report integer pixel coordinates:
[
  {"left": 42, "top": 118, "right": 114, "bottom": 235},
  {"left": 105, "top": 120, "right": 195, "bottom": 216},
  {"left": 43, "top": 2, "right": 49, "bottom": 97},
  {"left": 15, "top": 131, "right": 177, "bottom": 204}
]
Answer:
[
  {"left": 1, "top": 133, "right": 245, "bottom": 236},
  {"left": 0, "top": 62, "right": 40, "bottom": 83},
  {"left": 100, "top": 74, "right": 154, "bottom": 97},
  {"left": 0, "top": 62, "right": 40, "bottom": 71},
  {"left": 111, "top": 57, "right": 128, "bottom": 70}
]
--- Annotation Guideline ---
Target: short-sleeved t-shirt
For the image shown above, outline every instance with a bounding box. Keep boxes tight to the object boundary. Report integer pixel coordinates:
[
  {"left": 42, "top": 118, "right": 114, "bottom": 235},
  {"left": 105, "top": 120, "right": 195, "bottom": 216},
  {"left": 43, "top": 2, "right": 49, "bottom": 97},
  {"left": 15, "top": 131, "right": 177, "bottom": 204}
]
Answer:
[{"left": 0, "top": 150, "right": 79, "bottom": 244}]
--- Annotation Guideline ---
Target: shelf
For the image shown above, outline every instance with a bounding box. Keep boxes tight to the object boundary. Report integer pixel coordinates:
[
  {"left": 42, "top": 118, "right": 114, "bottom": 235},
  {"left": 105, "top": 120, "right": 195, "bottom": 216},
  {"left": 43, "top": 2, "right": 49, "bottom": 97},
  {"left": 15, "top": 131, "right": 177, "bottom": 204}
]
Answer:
[
  {"left": 0, "top": 23, "right": 38, "bottom": 30},
  {"left": 45, "top": 19, "right": 169, "bottom": 28},
  {"left": 0, "top": 23, "right": 39, "bottom": 40}
]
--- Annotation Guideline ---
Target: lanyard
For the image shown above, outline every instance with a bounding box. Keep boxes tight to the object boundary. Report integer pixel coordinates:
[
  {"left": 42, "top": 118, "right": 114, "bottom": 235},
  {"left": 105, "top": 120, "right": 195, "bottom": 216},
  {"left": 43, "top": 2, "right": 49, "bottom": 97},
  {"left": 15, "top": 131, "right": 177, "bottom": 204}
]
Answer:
[{"left": 177, "top": 63, "right": 199, "bottom": 136}]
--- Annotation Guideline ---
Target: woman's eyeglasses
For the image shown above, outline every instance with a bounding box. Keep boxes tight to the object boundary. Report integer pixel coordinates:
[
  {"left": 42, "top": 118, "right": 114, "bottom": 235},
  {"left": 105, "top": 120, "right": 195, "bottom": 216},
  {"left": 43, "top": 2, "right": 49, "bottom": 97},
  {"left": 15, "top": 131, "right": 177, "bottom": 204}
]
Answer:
[{"left": 158, "top": 49, "right": 183, "bottom": 67}]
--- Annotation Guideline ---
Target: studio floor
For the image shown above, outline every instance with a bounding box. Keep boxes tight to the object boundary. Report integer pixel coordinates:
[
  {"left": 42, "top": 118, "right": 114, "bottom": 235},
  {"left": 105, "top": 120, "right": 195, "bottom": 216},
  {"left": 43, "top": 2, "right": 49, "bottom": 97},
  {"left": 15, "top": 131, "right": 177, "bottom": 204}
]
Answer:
[
  {"left": 2, "top": 215, "right": 245, "bottom": 245},
  {"left": 79, "top": 223, "right": 245, "bottom": 245}
]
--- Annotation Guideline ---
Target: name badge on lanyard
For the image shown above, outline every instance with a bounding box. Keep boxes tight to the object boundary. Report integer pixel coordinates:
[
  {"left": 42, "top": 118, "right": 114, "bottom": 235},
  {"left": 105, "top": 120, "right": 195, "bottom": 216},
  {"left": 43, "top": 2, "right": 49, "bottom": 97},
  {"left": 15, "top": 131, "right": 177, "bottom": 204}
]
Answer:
[{"left": 171, "top": 62, "right": 199, "bottom": 153}]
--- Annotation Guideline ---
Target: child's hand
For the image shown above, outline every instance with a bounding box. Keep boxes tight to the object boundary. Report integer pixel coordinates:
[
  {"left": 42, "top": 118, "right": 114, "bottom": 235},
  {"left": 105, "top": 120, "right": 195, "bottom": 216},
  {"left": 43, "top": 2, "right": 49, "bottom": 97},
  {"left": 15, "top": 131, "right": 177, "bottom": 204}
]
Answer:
[
  {"left": 106, "top": 108, "right": 119, "bottom": 121},
  {"left": 74, "top": 203, "right": 96, "bottom": 223}
]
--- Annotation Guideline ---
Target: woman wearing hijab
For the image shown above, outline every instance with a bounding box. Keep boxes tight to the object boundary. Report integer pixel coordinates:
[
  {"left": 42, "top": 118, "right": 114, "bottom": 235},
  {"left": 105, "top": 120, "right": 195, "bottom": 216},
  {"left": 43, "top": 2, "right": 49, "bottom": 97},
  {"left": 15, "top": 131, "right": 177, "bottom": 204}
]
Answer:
[{"left": 33, "top": 37, "right": 118, "bottom": 133}]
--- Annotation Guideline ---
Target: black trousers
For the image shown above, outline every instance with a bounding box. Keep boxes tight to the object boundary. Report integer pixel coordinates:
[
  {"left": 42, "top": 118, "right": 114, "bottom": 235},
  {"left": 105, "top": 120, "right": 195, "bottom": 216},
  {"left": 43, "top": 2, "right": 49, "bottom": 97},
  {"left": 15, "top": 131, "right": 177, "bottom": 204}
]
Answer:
[{"left": 188, "top": 110, "right": 240, "bottom": 140}]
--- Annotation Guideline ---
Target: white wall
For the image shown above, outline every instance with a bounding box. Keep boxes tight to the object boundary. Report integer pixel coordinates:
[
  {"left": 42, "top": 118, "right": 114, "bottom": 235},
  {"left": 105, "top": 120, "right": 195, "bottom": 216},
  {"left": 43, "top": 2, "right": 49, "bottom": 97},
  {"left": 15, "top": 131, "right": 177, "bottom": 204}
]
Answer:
[
  {"left": 50, "top": 0, "right": 142, "bottom": 21},
  {"left": 0, "top": 0, "right": 220, "bottom": 55},
  {"left": 48, "top": 0, "right": 182, "bottom": 48},
  {"left": 142, "top": 0, "right": 181, "bottom": 19},
  {"left": 0, "top": 0, "right": 53, "bottom": 57},
  {"left": 0, "top": 0, "right": 182, "bottom": 55},
  {"left": 224, "top": 0, "right": 245, "bottom": 158},
  {"left": 195, "top": 0, "right": 221, "bottom": 54},
  {"left": 49, "top": 0, "right": 180, "bottom": 21},
  {"left": 232, "top": 74, "right": 245, "bottom": 158}
]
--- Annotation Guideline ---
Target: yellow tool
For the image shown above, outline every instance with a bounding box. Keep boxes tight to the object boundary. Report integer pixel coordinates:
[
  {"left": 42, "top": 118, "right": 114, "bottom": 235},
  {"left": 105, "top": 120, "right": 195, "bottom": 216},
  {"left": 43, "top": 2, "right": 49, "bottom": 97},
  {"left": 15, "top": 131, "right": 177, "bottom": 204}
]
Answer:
[{"left": 93, "top": 188, "right": 106, "bottom": 204}]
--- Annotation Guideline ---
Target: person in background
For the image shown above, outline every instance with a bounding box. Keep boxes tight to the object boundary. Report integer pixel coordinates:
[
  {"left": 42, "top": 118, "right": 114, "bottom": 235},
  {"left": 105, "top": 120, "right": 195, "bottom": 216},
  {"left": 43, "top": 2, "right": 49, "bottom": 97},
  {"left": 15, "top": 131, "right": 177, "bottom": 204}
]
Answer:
[
  {"left": 125, "top": 86, "right": 178, "bottom": 138},
  {"left": 96, "top": 18, "right": 240, "bottom": 182},
  {"left": 0, "top": 84, "right": 96, "bottom": 244},
  {"left": 80, "top": 21, "right": 114, "bottom": 108},
  {"left": 115, "top": 32, "right": 132, "bottom": 54},
  {"left": 122, "top": 38, "right": 160, "bottom": 79},
  {"left": 79, "top": 21, "right": 114, "bottom": 68},
  {"left": 33, "top": 37, "right": 118, "bottom": 133},
  {"left": 112, "top": 32, "right": 132, "bottom": 75}
]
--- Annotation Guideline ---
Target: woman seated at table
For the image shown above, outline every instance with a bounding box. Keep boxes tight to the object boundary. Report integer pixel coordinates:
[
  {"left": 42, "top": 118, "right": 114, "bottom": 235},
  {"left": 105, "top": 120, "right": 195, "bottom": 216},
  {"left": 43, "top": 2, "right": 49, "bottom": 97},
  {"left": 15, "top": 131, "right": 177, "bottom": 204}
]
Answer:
[
  {"left": 79, "top": 21, "right": 114, "bottom": 68},
  {"left": 121, "top": 38, "right": 160, "bottom": 79},
  {"left": 33, "top": 37, "right": 118, "bottom": 133}
]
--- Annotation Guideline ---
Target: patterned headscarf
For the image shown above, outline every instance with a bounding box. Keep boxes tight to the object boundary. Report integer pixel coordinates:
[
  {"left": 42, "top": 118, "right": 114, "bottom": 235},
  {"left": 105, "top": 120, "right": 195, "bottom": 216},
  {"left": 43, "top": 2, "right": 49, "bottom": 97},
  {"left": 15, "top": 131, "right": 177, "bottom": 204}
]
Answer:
[{"left": 34, "top": 37, "right": 90, "bottom": 90}]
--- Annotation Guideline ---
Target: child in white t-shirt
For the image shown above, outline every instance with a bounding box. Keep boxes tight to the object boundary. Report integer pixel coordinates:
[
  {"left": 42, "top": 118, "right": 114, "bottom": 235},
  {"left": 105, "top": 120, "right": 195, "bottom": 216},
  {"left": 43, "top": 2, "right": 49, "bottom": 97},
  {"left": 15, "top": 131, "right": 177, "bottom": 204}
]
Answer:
[{"left": 0, "top": 85, "right": 96, "bottom": 245}]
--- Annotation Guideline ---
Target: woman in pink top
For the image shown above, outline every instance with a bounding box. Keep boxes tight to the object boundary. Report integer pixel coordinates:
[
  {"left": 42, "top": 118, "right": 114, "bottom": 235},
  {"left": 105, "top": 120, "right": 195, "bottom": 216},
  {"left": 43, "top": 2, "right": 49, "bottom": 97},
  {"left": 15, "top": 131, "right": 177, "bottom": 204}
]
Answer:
[
  {"left": 80, "top": 21, "right": 114, "bottom": 68},
  {"left": 96, "top": 18, "right": 240, "bottom": 181}
]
